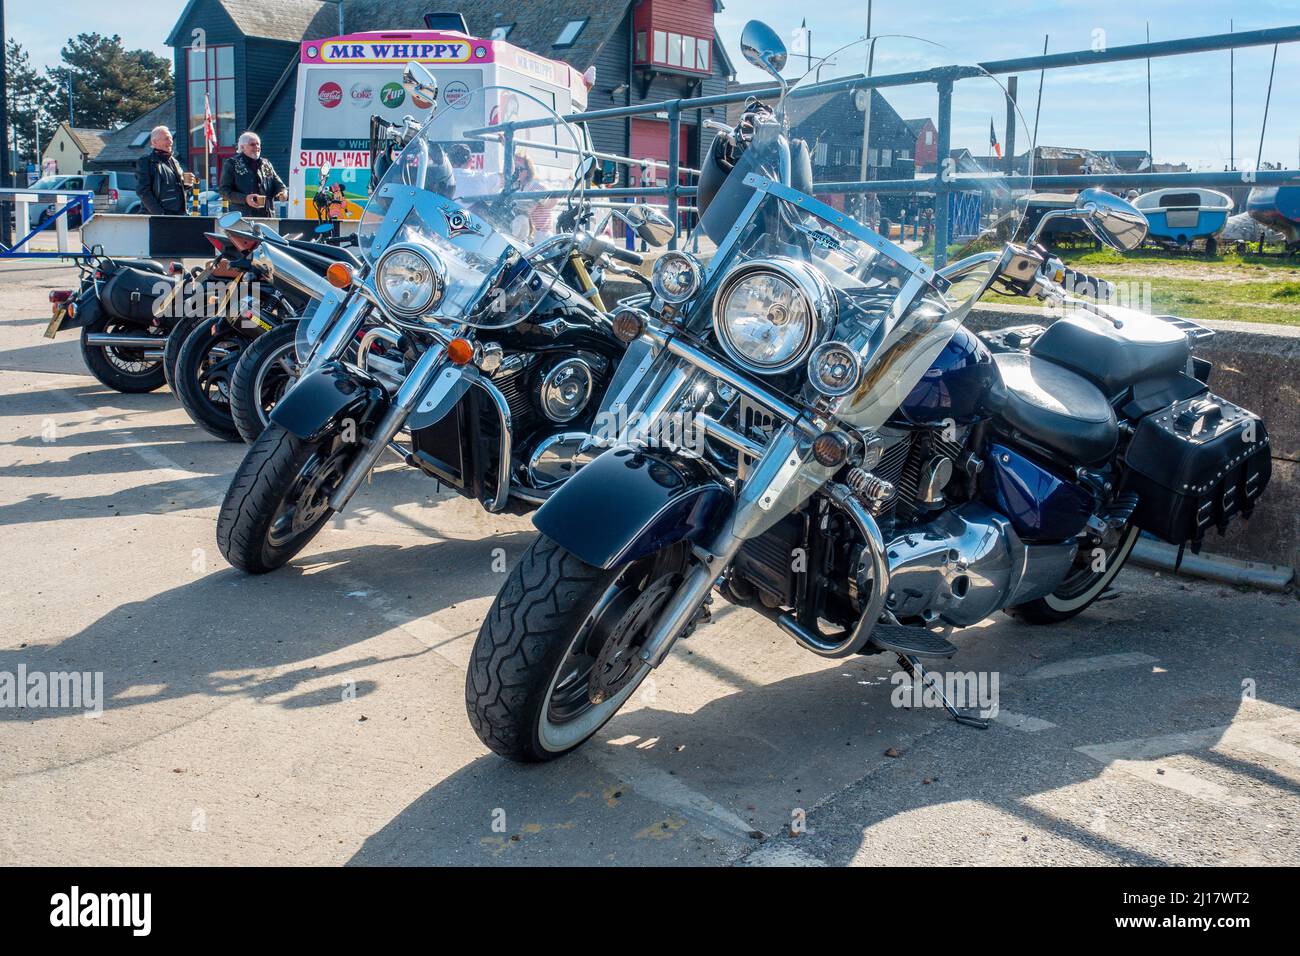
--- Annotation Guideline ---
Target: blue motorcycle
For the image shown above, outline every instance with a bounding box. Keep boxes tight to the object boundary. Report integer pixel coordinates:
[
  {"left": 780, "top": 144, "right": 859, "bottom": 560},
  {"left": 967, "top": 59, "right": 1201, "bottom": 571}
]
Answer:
[{"left": 465, "top": 24, "right": 1273, "bottom": 761}]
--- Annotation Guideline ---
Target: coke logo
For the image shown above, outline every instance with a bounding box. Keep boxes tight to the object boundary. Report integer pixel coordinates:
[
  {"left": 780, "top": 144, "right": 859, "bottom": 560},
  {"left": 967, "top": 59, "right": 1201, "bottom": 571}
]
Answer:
[
  {"left": 318, "top": 82, "right": 343, "bottom": 108},
  {"left": 350, "top": 83, "right": 374, "bottom": 107}
]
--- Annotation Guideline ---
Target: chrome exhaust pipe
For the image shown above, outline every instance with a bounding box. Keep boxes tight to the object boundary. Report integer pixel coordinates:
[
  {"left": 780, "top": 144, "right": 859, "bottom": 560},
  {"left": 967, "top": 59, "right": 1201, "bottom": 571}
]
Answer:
[{"left": 85, "top": 333, "right": 162, "bottom": 349}]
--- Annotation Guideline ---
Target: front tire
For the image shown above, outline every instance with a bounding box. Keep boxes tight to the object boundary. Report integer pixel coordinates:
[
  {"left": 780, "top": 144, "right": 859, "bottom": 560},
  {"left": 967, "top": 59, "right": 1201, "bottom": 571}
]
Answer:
[
  {"left": 1008, "top": 524, "right": 1140, "bottom": 624},
  {"left": 216, "top": 422, "right": 355, "bottom": 574},
  {"left": 467, "top": 536, "right": 687, "bottom": 762},
  {"left": 79, "top": 319, "right": 166, "bottom": 393},
  {"left": 163, "top": 315, "right": 208, "bottom": 391},
  {"left": 230, "top": 322, "right": 299, "bottom": 443},
  {"left": 174, "top": 321, "right": 246, "bottom": 441}
]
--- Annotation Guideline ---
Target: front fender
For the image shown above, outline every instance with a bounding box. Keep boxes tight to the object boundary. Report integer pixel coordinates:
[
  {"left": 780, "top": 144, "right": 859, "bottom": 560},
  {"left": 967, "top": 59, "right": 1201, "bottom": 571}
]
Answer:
[
  {"left": 533, "top": 447, "right": 733, "bottom": 570},
  {"left": 271, "top": 361, "right": 387, "bottom": 442}
]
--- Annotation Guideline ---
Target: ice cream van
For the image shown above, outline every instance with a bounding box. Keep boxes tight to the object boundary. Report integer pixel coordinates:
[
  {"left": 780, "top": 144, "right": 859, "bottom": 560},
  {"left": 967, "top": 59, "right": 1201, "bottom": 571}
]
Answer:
[{"left": 288, "top": 29, "right": 591, "bottom": 220}]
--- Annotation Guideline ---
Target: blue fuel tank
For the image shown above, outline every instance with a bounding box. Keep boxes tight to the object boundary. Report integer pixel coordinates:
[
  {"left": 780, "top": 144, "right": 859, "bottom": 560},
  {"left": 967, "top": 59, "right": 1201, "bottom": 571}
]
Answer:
[{"left": 894, "top": 327, "right": 1003, "bottom": 427}]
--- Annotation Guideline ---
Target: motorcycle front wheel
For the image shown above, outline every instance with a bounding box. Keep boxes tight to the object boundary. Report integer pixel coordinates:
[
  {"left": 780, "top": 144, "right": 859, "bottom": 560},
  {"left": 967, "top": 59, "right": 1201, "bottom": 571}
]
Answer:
[
  {"left": 216, "top": 422, "right": 358, "bottom": 574},
  {"left": 174, "top": 321, "right": 246, "bottom": 442},
  {"left": 466, "top": 535, "right": 689, "bottom": 762},
  {"left": 229, "top": 322, "right": 298, "bottom": 444},
  {"left": 163, "top": 315, "right": 208, "bottom": 391}
]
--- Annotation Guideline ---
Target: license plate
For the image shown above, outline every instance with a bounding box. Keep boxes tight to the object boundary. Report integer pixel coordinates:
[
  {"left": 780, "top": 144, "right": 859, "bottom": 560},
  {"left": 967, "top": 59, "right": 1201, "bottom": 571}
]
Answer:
[{"left": 43, "top": 306, "right": 66, "bottom": 339}]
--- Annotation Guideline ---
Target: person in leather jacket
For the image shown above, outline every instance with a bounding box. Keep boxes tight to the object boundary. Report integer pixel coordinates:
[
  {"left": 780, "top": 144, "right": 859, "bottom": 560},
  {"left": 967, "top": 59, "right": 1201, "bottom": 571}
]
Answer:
[
  {"left": 136, "top": 126, "right": 195, "bottom": 215},
  {"left": 219, "top": 132, "right": 288, "bottom": 215}
]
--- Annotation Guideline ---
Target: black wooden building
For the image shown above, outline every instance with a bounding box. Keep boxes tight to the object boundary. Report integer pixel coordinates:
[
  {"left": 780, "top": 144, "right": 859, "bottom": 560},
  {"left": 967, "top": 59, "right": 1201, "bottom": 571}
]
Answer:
[{"left": 163, "top": 0, "right": 736, "bottom": 189}]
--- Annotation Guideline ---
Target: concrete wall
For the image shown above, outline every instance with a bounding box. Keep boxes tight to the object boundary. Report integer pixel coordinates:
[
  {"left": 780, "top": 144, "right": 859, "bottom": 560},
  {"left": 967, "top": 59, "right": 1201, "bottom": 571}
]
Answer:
[{"left": 972, "top": 304, "right": 1298, "bottom": 575}]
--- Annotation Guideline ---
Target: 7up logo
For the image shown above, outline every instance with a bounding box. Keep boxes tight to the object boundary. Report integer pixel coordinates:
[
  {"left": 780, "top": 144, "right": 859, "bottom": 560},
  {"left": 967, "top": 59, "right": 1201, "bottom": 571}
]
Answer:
[{"left": 380, "top": 82, "right": 406, "bottom": 109}]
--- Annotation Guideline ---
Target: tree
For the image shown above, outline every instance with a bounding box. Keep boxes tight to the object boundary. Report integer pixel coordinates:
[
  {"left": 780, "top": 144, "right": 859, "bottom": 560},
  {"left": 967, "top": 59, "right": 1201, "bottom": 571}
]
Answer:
[
  {"left": 46, "top": 34, "right": 172, "bottom": 132},
  {"left": 5, "top": 40, "right": 56, "bottom": 167}
]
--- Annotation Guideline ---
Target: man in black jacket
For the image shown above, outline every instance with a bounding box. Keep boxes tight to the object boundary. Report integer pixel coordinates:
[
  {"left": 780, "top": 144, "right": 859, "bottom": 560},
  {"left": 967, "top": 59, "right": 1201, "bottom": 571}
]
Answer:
[
  {"left": 136, "top": 126, "right": 194, "bottom": 215},
  {"left": 219, "top": 132, "right": 288, "bottom": 215}
]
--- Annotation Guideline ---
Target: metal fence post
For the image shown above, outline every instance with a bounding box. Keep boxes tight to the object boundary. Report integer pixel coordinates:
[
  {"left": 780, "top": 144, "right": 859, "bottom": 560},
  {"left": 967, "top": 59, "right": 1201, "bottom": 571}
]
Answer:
[
  {"left": 667, "top": 102, "right": 681, "bottom": 250},
  {"left": 933, "top": 76, "right": 954, "bottom": 269}
]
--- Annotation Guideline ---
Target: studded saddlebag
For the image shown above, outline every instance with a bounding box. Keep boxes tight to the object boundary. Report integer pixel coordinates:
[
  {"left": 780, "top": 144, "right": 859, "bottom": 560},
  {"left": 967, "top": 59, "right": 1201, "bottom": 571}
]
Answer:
[{"left": 1123, "top": 394, "right": 1271, "bottom": 548}]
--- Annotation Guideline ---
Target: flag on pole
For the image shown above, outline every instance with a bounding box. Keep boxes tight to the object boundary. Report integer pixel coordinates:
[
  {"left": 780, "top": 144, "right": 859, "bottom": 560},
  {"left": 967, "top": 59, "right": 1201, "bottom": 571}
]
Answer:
[
  {"left": 203, "top": 93, "right": 218, "bottom": 151},
  {"left": 989, "top": 118, "right": 1002, "bottom": 160}
]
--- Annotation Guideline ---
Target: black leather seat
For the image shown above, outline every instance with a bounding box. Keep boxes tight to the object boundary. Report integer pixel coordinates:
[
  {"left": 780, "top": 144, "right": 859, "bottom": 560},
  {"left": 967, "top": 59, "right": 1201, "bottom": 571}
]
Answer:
[
  {"left": 285, "top": 237, "right": 361, "bottom": 268},
  {"left": 991, "top": 352, "right": 1118, "bottom": 466},
  {"left": 1030, "top": 308, "right": 1190, "bottom": 396}
]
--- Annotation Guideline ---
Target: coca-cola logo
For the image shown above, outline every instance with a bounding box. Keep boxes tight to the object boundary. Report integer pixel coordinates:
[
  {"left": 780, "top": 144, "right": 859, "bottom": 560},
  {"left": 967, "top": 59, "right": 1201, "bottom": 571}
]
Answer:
[
  {"left": 318, "top": 82, "right": 343, "bottom": 108},
  {"left": 349, "top": 83, "right": 374, "bottom": 108}
]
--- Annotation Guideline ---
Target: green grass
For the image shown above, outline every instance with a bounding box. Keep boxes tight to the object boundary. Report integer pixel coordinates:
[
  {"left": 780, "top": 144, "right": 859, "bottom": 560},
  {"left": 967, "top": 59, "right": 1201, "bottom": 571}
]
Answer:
[{"left": 979, "top": 246, "right": 1300, "bottom": 327}]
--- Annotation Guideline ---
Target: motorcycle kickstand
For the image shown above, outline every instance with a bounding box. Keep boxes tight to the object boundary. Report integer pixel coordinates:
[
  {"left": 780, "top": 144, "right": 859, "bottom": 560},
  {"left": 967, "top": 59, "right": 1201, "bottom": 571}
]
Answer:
[{"left": 897, "top": 654, "right": 990, "bottom": 730}]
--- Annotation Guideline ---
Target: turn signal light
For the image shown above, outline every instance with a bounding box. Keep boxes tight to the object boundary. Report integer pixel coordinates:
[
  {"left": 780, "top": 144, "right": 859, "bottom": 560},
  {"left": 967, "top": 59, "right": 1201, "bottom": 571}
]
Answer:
[
  {"left": 812, "top": 431, "right": 851, "bottom": 468},
  {"left": 326, "top": 262, "right": 354, "bottom": 289},
  {"left": 612, "top": 309, "right": 646, "bottom": 343},
  {"left": 446, "top": 338, "right": 475, "bottom": 366}
]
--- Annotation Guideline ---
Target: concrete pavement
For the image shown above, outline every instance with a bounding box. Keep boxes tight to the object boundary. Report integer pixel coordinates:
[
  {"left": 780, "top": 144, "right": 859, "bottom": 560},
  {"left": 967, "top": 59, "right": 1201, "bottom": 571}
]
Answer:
[{"left": 1, "top": 259, "right": 1297, "bottom": 866}]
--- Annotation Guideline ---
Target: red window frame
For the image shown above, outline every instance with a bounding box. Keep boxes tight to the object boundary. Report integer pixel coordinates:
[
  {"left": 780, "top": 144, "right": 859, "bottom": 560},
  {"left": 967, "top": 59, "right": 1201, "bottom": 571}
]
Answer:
[{"left": 186, "top": 44, "right": 236, "bottom": 182}]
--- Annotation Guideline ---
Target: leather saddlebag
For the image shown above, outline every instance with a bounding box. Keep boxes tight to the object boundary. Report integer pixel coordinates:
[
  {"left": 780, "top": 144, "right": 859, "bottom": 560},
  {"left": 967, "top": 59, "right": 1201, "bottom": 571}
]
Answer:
[
  {"left": 102, "top": 267, "right": 173, "bottom": 325},
  {"left": 1124, "top": 394, "right": 1271, "bottom": 547}
]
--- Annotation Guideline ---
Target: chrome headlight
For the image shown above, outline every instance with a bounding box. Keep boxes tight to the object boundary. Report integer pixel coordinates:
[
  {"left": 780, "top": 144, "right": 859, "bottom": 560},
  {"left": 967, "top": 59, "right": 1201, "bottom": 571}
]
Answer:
[
  {"left": 652, "top": 251, "right": 702, "bottom": 304},
  {"left": 712, "top": 258, "right": 835, "bottom": 375},
  {"left": 374, "top": 242, "right": 446, "bottom": 318}
]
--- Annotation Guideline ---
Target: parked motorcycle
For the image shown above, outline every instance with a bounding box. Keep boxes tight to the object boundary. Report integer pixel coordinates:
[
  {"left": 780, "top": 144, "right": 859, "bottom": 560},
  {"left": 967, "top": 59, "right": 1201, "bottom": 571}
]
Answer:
[
  {"left": 215, "top": 71, "right": 643, "bottom": 573},
  {"left": 465, "top": 25, "right": 1273, "bottom": 761},
  {"left": 45, "top": 253, "right": 191, "bottom": 392},
  {"left": 171, "top": 230, "right": 361, "bottom": 440}
]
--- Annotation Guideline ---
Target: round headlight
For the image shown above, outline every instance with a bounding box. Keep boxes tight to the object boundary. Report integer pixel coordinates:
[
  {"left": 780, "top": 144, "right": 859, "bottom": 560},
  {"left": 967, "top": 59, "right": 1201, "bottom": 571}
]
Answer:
[
  {"left": 713, "top": 258, "right": 833, "bottom": 375},
  {"left": 652, "top": 251, "right": 702, "bottom": 304},
  {"left": 375, "top": 244, "right": 445, "bottom": 318},
  {"left": 808, "top": 341, "right": 862, "bottom": 397}
]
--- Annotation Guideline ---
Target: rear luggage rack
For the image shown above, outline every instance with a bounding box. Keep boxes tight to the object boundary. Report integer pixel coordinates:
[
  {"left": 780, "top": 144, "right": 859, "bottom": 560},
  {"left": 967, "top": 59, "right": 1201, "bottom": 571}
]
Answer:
[{"left": 1154, "top": 314, "right": 1216, "bottom": 343}]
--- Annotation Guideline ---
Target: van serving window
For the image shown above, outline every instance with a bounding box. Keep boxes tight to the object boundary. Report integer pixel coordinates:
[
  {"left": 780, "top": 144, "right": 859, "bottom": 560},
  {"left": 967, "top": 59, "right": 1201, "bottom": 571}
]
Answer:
[{"left": 555, "top": 19, "right": 587, "bottom": 48}]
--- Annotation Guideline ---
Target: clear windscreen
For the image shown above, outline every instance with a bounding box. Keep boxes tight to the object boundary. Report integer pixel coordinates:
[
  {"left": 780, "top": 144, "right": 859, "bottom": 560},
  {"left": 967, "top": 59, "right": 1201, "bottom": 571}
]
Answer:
[
  {"left": 356, "top": 84, "right": 587, "bottom": 329},
  {"left": 688, "top": 33, "right": 1035, "bottom": 536}
]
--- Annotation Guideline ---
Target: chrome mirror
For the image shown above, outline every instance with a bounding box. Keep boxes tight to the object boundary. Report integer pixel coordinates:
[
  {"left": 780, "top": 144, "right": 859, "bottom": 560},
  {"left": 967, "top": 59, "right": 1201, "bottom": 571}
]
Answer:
[
  {"left": 740, "top": 21, "right": 788, "bottom": 81},
  {"left": 625, "top": 204, "right": 675, "bottom": 247},
  {"left": 402, "top": 61, "right": 439, "bottom": 106},
  {"left": 1076, "top": 187, "right": 1148, "bottom": 252}
]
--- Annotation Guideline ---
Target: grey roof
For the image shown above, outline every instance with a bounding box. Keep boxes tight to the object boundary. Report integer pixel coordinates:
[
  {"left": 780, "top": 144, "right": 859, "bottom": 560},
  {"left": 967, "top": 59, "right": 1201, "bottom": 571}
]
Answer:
[
  {"left": 66, "top": 126, "right": 111, "bottom": 159},
  {"left": 89, "top": 100, "right": 177, "bottom": 167},
  {"left": 167, "top": 0, "right": 336, "bottom": 46},
  {"left": 903, "top": 117, "right": 934, "bottom": 135}
]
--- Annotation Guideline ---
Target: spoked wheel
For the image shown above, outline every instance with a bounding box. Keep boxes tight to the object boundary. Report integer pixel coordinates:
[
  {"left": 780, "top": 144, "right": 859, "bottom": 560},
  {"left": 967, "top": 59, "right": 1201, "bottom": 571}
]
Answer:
[
  {"left": 230, "top": 322, "right": 299, "bottom": 443},
  {"left": 216, "top": 422, "right": 358, "bottom": 573},
  {"left": 174, "top": 321, "right": 246, "bottom": 441},
  {"left": 467, "top": 537, "right": 689, "bottom": 761},
  {"left": 1008, "top": 523, "right": 1140, "bottom": 624},
  {"left": 79, "top": 319, "right": 167, "bottom": 393}
]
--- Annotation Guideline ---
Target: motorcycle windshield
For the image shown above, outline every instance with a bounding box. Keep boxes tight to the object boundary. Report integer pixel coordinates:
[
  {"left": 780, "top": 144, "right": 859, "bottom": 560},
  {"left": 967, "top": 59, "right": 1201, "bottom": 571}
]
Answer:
[
  {"left": 356, "top": 84, "right": 587, "bottom": 329},
  {"left": 690, "top": 35, "right": 1033, "bottom": 534}
]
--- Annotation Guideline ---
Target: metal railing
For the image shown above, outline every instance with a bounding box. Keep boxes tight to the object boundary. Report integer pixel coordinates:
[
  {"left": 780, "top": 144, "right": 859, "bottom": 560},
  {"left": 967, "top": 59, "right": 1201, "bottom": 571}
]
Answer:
[
  {"left": 0, "top": 188, "right": 94, "bottom": 258},
  {"left": 498, "top": 23, "right": 1300, "bottom": 265}
]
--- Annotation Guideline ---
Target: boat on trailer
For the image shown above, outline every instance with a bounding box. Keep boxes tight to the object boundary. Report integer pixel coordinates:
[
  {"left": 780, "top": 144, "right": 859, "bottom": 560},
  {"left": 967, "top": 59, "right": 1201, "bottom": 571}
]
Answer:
[
  {"left": 1246, "top": 185, "right": 1300, "bottom": 251},
  {"left": 1134, "top": 187, "right": 1232, "bottom": 251}
]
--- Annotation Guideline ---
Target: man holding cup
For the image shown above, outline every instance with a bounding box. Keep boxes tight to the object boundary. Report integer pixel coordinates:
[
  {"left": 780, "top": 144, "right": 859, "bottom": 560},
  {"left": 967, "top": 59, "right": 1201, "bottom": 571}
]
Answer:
[
  {"left": 219, "top": 132, "right": 289, "bottom": 216},
  {"left": 136, "top": 126, "right": 196, "bottom": 215}
]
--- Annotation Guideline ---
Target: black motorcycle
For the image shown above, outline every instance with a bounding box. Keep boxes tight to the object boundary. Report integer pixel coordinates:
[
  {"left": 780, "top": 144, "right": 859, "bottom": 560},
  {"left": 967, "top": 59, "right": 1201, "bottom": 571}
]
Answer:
[
  {"left": 215, "top": 73, "right": 641, "bottom": 573},
  {"left": 45, "top": 253, "right": 191, "bottom": 393},
  {"left": 464, "top": 26, "right": 1273, "bottom": 761},
  {"left": 171, "top": 231, "right": 361, "bottom": 441}
]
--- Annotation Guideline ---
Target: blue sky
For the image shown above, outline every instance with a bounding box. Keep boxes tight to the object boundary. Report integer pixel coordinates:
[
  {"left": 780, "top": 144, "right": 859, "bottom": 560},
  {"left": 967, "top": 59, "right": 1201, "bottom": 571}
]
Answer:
[{"left": 9, "top": 0, "right": 1299, "bottom": 169}]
